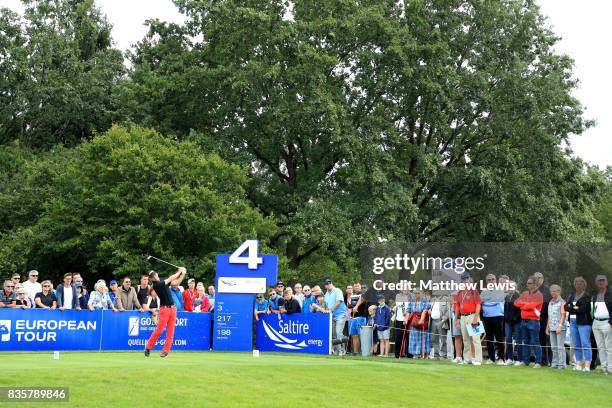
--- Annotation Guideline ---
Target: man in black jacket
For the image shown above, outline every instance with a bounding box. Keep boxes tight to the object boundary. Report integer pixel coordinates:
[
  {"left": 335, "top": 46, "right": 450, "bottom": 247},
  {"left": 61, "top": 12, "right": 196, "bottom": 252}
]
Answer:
[
  {"left": 591, "top": 275, "right": 612, "bottom": 374},
  {"left": 280, "top": 289, "right": 301, "bottom": 314},
  {"left": 501, "top": 276, "right": 521, "bottom": 364}
]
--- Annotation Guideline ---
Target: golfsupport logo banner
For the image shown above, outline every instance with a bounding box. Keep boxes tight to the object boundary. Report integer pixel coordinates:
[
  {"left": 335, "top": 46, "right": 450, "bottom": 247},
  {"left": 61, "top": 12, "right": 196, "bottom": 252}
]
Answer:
[
  {"left": 0, "top": 309, "right": 211, "bottom": 351},
  {"left": 100, "top": 310, "right": 211, "bottom": 351},
  {"left": 256, "top": 313, "right": 331, "bottom": 355}
]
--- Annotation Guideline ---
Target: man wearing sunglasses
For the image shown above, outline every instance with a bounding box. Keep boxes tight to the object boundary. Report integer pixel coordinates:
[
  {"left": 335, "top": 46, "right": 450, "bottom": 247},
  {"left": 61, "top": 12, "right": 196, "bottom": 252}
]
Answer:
[
  {"left": 22, "top": 270, "right": 42, "bottom": 306},
  {"left": 275, "top": 281, "right": 284, "bottom": 298},
  {"left": 11, "top": 273, "right": 20, "bottom": 285},
  {"left": 268, "top": 289, "right": 285, "bottom": 319},
  {"left": 0, "top": 280, "right": 16, "bottom": 308},
  {"left": 118, "top": 277, "right": 143, "bottom": 311},
  {"left": 35, "top": 280, "right": 58, "bottom": 309},
  {"left": 302, "top": 286, "right": 316, "bottom": 314}
]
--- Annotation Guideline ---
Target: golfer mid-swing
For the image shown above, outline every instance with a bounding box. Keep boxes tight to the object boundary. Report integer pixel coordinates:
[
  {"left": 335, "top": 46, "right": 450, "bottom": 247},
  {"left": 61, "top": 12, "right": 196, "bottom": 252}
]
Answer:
[{"left": 144, "top": 266, "right": 187, "bottom": 358}]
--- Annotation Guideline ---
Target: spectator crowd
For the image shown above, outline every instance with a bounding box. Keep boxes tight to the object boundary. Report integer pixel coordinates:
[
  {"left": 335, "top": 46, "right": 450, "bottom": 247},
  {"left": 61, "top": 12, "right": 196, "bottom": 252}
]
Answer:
[
  {"left": 1, "top": 269, "right": 611, "bottom": 375},
  {"left": 0, "top": 270, "right": 216, "bottom": 324},
  {"left": 249, "top": 273, "right": 612, "bottom": 375}
]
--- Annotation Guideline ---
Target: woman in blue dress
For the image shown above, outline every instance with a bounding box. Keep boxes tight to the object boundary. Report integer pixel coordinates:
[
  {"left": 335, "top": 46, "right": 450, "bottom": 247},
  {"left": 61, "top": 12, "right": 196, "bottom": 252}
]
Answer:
[{"left": 407, "top": 290, "right": 431, "bottom": 358}]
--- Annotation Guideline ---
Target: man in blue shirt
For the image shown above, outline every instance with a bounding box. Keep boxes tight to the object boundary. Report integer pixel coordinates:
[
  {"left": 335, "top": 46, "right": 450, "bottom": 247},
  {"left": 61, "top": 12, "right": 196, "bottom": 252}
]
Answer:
[
  {"left": 254, "top": 293, "right": 269, "bottom": 321},
  {"left": 481, "top": 274, "right": 505, "bottom": 364},
  {"left": 324, "top": 278, "right": 347, "bottom": 355},
  {"left": 267, "top": 289, "right": 284, "bottom": 319},
  {"left": 169, "top": 281, "right": 184, "bottom": 311},
  {"left": 302, "top": 285, "right": 316, "bottom": 314}
]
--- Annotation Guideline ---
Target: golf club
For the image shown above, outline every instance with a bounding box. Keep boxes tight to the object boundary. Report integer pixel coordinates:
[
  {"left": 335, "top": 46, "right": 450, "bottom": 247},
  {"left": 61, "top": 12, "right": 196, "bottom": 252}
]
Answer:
[{"left": 145, "top": 255, "right": 180, "bottom": 269}]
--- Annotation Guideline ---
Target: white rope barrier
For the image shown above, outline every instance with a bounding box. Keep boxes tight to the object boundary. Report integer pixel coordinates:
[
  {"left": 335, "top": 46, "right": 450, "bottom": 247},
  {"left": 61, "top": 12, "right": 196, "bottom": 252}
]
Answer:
[{"left": 349, "top": 319, "right": 608, "bottom": 351}]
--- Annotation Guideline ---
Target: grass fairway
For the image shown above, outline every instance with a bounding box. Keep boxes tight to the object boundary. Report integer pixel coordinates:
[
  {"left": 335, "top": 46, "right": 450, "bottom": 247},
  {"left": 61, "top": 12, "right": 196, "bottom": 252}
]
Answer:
[{"left": 1, "top": 352, "right": 610, "bottom": 407}]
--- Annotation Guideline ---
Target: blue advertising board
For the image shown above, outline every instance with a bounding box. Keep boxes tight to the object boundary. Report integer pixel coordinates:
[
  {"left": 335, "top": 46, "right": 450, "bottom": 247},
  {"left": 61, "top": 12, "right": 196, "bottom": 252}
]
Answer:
[
  {"left": 256, "top": 313, "right": 332, "bottom": 354},
  {"left": 212, "top": 241, "right": 278, "bottom": 351},
  {"left": 100, "top": 310, "right": 211, "bottom": 351},
  {"left": 212, "top": 293, "right": 254, "bottom": 351},
  {"left": 0, "top": 309, "right": 210, "bottom": 351},
  {"left": 0, "top": 309, "right": 101, "bottom": 351}
]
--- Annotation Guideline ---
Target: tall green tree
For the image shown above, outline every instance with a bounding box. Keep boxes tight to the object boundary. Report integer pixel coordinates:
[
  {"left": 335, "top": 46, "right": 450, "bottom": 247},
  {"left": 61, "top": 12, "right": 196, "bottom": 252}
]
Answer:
[
  {"left": 122, "top": 0, "right": 604, "bottom": 270},
  {"left": 0, "top": 0, "right": 124, "bottom": 149},
  {"left": 593, "top": 167, "right": 612, "bottom": 242},
  {"left": 0, "top": 125, "right": 276, "bottom": 283}
]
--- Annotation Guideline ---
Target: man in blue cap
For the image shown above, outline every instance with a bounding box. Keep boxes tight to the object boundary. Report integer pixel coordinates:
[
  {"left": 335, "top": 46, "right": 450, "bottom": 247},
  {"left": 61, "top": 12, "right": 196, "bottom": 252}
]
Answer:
[
  {"left": 324, "top": 278, "right": 347, "bottom": 356},
  {"left": 108, "top": 280, "right": 122, "bottom": 310}
]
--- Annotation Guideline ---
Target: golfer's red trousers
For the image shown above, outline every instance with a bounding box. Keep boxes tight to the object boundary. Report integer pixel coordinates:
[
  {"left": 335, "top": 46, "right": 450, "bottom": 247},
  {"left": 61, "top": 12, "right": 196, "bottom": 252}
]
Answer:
[{"left": 146, "top": 306, "right": 177, "bottom": 353}]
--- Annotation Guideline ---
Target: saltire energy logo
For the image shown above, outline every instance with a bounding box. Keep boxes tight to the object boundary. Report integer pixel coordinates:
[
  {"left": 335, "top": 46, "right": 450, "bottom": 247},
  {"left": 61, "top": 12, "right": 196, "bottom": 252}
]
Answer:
[{"left": 261, "top": 319, "right": 307, "bottom": 350}]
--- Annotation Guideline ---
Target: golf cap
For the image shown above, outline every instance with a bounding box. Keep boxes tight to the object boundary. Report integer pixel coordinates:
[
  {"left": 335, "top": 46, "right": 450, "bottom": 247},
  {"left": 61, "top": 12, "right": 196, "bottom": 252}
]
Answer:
[
  {"left": 148, "top": 270, "right": 157, "bottom": 277},
  {"left": 276, "top": 281, "right": 284, "bottom": 287},
  {"left": 460, "top": 272, "right": 471, "bottom": 280},
  {"left": 324, "top": 278, "right": 333, "bottom": 285},
  {"left": 303, "top": 285, "right": 311, "bottom": 291},
  {"left": 256, "top": 293, "right": 264, "bottom": 299},
  {"left": 595, "top": 275, "right": 608, "bottom": 282},
  {"left": 109, "top": 280, "right": 117, "bottom": 286},
  {"left": 377, "top": 294, "right": 385, "bottom": 300},
  {"left": 188, "top": 278, "right": 195, "bottom": 284}
]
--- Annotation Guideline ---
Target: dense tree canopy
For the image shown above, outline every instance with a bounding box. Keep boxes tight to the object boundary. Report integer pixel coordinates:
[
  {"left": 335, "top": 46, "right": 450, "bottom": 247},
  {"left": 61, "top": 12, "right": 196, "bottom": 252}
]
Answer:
[
  {"left": 0, "top": 0, "right": 608, "bottom": 285},
  {"left": 0, "top": 126, "right": 276, "bottom": 283},
  {"left": 0, "top": 0, "right": 124, "bottom": 149},
  {"left": 122, "top": 0, "right": 605, "bottom": 272}
]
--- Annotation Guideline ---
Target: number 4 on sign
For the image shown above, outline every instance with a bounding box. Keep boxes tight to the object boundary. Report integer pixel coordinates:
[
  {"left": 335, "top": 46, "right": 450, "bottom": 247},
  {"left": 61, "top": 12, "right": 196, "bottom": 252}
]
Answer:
[{"left": 229, "top": 239, "right": 263, "bottom": 269}]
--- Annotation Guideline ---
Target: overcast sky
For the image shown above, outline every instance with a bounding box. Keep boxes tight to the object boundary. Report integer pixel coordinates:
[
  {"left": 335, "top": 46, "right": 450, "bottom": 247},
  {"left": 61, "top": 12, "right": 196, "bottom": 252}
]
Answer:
[{"left": 1, "top": 0, "right": 609, "bottom": 168}]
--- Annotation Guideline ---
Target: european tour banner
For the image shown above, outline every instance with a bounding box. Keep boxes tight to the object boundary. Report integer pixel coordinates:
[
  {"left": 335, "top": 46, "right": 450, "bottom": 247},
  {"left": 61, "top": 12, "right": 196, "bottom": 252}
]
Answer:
[
  {"left": 256, "top": 312, "right": 331, "bottom": 354},
  {"left": 0, "top": 309, "right": 101, "bottom": 351}
]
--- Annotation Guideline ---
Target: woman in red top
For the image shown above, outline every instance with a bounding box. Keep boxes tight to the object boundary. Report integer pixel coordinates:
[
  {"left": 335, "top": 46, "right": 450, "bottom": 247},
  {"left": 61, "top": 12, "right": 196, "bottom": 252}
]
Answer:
[
  {"left": 453, "top": 273, "right": 482, "bottom": 365},
  {"left": 193, "top": 284, "right": 211, "bottom": 312}
]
